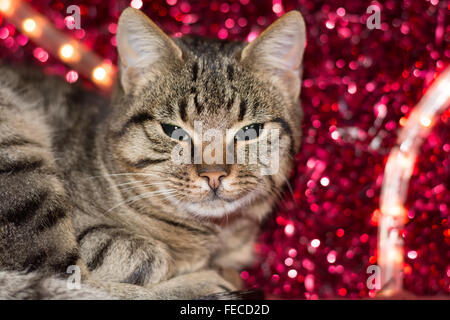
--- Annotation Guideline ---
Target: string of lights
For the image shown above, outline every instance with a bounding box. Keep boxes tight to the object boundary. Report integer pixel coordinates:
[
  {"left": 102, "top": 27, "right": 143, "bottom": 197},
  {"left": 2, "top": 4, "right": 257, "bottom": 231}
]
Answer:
[
  {"left": 0, "top": 0, "right": 116, "bottom": 90},
  {"left": 378, "top": 66, "right": 450, "bottom": 296}
]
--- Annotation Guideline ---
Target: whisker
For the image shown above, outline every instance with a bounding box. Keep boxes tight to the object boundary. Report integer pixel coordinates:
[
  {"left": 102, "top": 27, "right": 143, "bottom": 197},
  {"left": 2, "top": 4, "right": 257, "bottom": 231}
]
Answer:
[
  {"left": 283, "top": 176, "right": 298, "bottom": 207},
  {"left": 117, "top": 182, "right": 168, "bottom": 192},
  {"left": 108, "top": 180, "right": 145, "bottom": 189},
  {"left": 105, "top": 189, "right": 177, "bottom": 214},
  {"left": 121, "top": 191, "right": 178, "bottom": 212},
  {"left": 87, "top": 172, "right": 161, "bottom": 180},
  {"left": 134, "top": 189, "right": 186, "bottom": 207},
  {"left": 158, "top": 193, "right": 186, "bottom": 203}
]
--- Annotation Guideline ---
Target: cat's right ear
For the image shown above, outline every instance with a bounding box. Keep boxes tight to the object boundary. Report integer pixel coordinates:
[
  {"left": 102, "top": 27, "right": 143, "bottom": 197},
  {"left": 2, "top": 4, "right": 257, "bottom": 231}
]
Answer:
[
  {"left": 117, "top": 8, "right": 182, "bottom": 93},
  {"left": 240, "top": 11, "right": 306, "bottom": 102}
]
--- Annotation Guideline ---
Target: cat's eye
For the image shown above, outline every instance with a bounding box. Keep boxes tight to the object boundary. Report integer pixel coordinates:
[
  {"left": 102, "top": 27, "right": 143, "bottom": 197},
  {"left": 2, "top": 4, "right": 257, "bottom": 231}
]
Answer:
[
  {"left": 161, "top": 124, "right": 190, "bottom": 141},
  {"left": 234, "top": 123, "right": 264, "bottom": 141}
]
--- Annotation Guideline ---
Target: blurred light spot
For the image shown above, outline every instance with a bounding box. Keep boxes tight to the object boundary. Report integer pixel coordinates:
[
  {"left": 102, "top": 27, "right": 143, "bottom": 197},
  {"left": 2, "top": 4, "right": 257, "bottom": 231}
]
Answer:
[
  {"left": 65, "top": 70, "right": 78, "bottom": 83},
  {"left": 287, "top": 269, "right": 297, "bottom": 278},
  {"left": 217, "top": 28, "right": 228, "bottom": 39},
  {"left": 59, "top": 44, "right": 74, "bottom": 60},
  {"left": 320, "top": 177, "right": 330, "bottom": 186},
  {"left": 130, "top": 0, "right": 143, "bottom": 9},
  {"left": 23, "top": 18, "right": 36, "bottom": 33},
  {"left": 311, "top": 239, "right": 321, "bottom": 248},
  {"left": 246, "top": 31, "right": 258, "bottom": 42},
  {"left": 336, "top": 7, "right": 346, "bottom": 17},
  {"left": 33, "top": 47, "right": 48, "bottom": 62},
  {"left": 92, "top": 66, "right": 107, "bottom": 81},
  {"left": 284, "top": 223, "right": 295, "bottom": 236},
  {"left": 407, "top": 250, "right": 418, "bottom": 259},
  {"left": 304, "top": 274, "right": 314, "bottom": 291},
  {"left": 327, "top": 251, "right": 337, "bottom": 263},
  {"left": 285, "top": 257, "right": 293, "bottom": 266},
  {"left": 420, "top": 116, "right": 431, "bottom": 127}
]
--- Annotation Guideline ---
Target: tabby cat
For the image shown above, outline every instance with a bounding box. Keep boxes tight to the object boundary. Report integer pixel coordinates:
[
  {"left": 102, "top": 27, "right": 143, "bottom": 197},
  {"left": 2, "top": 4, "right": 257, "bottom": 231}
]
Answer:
[{"left": 0, "top": 8, "right": 306, "bottom": 299}]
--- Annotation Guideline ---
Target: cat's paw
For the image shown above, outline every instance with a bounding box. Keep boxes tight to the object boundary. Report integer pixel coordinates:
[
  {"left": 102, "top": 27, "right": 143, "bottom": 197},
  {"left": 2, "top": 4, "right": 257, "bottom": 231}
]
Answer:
[
  {"left": 198, "top": 289, "right": 265, "bottom": 300},
  {"left": 217, "top": 267, "right": 243, "bottom": 289},
  {"left": 143, "top": 269, "right": 236, "bottom": 299},
  {"left": 186, "top": 270, "right": 237, "bottom": 297}
]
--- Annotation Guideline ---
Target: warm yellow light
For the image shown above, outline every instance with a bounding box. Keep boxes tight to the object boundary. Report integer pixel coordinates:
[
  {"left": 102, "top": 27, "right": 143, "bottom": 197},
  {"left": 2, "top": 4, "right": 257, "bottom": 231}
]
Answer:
[
  {"left": 382, "top": 204, "right": 406, "bottom": 218},
  {"left": 91, "top": 63, "right": 115, "bottom": 89},
  {"left": 396, "top": 152, "right": 414, "bottom": 170},
  {"left": 420, "top": 116, "right": 431, "bottom": 127},
  {"left": 23, "top": 19, "right": 37, "bottom": 33},
  {"left": 57, "top": 43, "right": 80, "bottom": 63},
  {"left": 0, "top": 0, "right": 12, "bottom": 14},
  {"left": 92, "top": 66, "right": 107, "bottom": 82},
  {"left": 59, "top": 44, "right": 74, "bottom": 60}
]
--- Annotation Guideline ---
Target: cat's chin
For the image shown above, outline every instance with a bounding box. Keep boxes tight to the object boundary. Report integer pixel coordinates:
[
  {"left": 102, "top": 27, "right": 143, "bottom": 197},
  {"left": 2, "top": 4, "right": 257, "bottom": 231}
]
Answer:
[{"left": 179, "top": 192, "right": 259, "bottom": 218}]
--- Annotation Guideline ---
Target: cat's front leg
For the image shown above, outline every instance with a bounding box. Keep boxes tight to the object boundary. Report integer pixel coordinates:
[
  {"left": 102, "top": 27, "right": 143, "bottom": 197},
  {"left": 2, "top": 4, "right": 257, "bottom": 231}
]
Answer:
[
  {"left": 82, "top": 269, "right": 235, "bottom": 299},
  {"left": 77, "top": 227, "right": 235, "bottom": 298},
  {"left": 77, "top": 227, "right": 175, "bottom": 285},
  {"left": 0, "top": 105, "right": 80, "bottom": 275}
]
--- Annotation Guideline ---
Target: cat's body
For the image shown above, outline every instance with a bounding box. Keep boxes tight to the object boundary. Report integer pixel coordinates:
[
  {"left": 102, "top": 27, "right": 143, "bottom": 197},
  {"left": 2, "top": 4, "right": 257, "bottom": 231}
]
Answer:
[
  {"left": 0, "top": 9, "right": 305, "bottom": 299},
  {"left": 0, "top": 49, "right": 256, "bottom": 299}
]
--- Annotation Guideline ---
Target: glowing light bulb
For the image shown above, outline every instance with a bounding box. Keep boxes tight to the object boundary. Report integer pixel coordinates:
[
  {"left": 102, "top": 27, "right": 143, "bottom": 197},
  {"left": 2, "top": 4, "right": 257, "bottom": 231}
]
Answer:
[
  {"left": 92, "top": 66, "right": 107, "bottom": 82},
  {"left": 91, "top": 62, "right": 115, "bottom": 89},
  {"left": 23, "top": 19, "right": 37, "bottom": 33},
  {"left": 59, "top": 44, "right": 74, "bottom": 60},
  {"left": 420, "top": 116, "right": 431, "bottom": 127},
  {"left": 0, "top": 0, "right": 12, "bottom": 14}
]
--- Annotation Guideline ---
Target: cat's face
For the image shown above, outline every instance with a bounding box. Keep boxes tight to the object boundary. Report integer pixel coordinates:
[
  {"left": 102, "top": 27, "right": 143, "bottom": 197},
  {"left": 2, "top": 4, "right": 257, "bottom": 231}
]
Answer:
[{"left": 108, "top": 8, "right": 306, "bottom": 219}]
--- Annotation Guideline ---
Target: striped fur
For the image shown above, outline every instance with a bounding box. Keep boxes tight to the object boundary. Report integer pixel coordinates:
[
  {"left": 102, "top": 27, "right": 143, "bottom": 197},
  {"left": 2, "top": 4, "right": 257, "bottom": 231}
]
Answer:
[{"left": 0, "top": 9, "right": 306, "bottom": 299}]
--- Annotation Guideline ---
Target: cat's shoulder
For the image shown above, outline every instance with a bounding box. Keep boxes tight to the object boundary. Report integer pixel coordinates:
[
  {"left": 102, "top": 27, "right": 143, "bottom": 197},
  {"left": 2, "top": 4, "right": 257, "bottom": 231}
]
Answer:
[{"left": 0, "top": 63, "right": 71, "bottom": 103}]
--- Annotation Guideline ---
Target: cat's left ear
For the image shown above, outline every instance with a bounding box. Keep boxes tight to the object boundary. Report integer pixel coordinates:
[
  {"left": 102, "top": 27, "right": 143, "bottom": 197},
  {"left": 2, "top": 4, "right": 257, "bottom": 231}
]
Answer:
[
  {"left": 117, "top": 8, "right": 183, "bottom": 93},
  {"left": 240, "top": 11, "right": 306, "bottom": 101}
]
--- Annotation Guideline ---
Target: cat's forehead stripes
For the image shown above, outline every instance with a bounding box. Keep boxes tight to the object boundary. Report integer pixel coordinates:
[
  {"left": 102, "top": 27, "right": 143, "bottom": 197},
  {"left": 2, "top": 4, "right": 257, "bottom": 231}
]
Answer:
[
  {"left": 192, "top": 62, "right": 199, "bottom": 82},
  {"left": 193, "top": 89, "right": 203, "bottom": 115},
  {"left": 226, "top": 64, "right": 234, "bottom": 81},
  {"left": 238, "top": 100, "right": 247, "bottom": 121},
  {"left": 178, "top": 97, "right": 188, "bottom": 122},
  {"left": 172, "top": 51, "right": 242, "bottom": 125}
]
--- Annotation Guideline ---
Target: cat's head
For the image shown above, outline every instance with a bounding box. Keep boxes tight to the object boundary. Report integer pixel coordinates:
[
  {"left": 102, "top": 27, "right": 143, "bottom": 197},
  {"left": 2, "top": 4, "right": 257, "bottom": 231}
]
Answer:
[{"left": 107, "top": 8, "right": 306, "bottom": 219}]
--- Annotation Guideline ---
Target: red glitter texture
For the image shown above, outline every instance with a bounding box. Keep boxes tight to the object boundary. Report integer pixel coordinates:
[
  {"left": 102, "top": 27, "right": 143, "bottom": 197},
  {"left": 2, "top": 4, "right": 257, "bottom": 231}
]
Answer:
[{"left": 0, "top": 0, "right": 448, "bottom": 299}]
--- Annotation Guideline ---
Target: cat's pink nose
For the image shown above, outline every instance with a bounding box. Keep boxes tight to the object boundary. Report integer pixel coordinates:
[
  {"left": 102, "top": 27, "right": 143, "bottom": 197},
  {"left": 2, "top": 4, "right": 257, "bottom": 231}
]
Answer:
[{"left": 199, "top": 170, "right": 227, "bottom": 190}]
